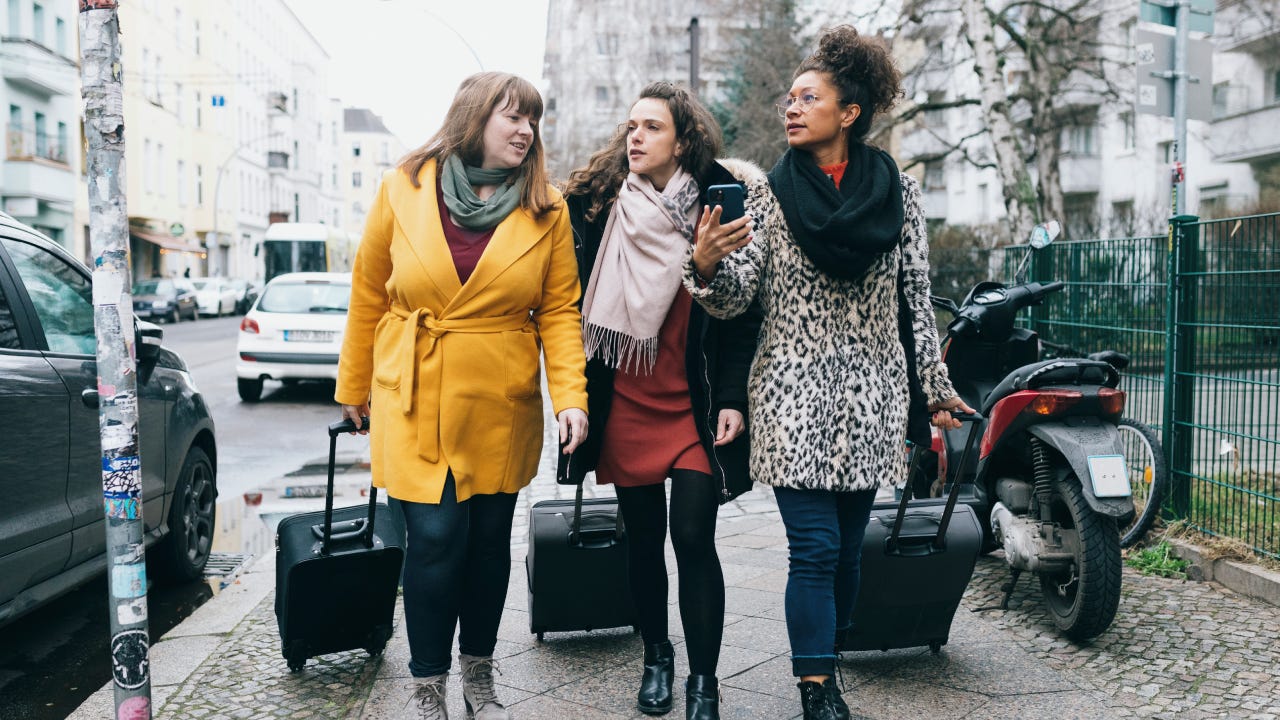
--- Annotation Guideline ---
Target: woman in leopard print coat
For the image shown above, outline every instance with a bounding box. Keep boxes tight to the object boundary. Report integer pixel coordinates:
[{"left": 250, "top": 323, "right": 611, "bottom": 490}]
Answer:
[{"left": 683, "top": 25, "right": 971, "bottom": 720}]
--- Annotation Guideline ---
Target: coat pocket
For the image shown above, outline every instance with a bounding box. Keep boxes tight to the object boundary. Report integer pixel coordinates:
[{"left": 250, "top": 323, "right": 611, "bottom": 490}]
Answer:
[
  {"left": 504, "top": 330, "right": 540, "bottom": 399},
  {"left": 371, "top": 314, "right": 402, "bottom": 390}
]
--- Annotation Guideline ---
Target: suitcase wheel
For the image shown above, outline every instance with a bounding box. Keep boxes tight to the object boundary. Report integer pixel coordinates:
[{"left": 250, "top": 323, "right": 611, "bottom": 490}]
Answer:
[
  {"left": 287, "top": 655, "right": 307, "bottom": 672},
  {"left": 929, "top": 641, "right": 943, "bottom": 655},
  {"left": 536, "top": 632, "right": 545, "bottom": 643},
  {"left": 366, "top": 641, "right": 387, "bottom": 657}
]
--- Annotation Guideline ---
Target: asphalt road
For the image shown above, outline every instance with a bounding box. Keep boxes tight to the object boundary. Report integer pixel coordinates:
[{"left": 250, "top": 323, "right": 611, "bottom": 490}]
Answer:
[{"left": 0, "top": 314, "right": 348, "bottom": 720}]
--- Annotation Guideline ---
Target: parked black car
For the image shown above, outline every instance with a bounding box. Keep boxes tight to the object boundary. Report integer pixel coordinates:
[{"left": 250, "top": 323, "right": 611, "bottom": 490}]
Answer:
[
  {"left": 0, "top": 212, "right": 218, "bottom": 627},
  {"left": 133, "top": 277, "right": 199, "bottom": 323},
  {"left": 228, "top": 278, "right": 261, "bottom": 315}
]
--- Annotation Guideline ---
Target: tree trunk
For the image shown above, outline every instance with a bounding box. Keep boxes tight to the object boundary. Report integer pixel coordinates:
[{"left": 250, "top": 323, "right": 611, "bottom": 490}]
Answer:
[
  {"left": 961, "top": 0, "right": 1038, "bottom": 242},
  {"left": 79, "top": 2, "right": 153, "bottom": 718},
  {"left": 1032, "top": 93, "right": 1066, "bottom": 236}
]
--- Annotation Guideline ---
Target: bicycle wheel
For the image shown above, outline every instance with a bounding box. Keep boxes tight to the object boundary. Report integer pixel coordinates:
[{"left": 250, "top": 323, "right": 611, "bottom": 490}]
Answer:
[{"left": 1115, "top": 418, "right": 1167, "bottom": 548}]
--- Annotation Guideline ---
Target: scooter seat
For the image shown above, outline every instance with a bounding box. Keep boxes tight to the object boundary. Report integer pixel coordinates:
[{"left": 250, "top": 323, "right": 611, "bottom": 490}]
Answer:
[{"left": 981, "top": 359, "right": 1121, "bottom": 415}]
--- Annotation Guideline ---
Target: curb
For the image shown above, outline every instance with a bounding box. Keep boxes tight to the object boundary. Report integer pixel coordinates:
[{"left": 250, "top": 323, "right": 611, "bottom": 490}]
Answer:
[{"left": 1168, "top": 538, "right": 1280, "bottom": 608}]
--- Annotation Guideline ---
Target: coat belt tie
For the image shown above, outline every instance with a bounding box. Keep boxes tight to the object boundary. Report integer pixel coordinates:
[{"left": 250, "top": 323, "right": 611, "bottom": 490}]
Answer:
[{"left": 388, "top": 305, "right": 532, "bottom": 463}]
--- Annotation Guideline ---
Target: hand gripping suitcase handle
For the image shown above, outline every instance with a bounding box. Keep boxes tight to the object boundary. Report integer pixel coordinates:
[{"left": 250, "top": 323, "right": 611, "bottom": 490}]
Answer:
[
  {"left": 888, "top": 412, "right": 983, "bottom": 553},
  {"left": 319, "top": 416, "right": 378, "bottom": 554}
]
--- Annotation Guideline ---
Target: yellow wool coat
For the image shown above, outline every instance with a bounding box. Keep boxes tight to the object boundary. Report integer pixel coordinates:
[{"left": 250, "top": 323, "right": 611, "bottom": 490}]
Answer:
[{"left": 335, "top": 160, "right": 588, "bottom": 504}]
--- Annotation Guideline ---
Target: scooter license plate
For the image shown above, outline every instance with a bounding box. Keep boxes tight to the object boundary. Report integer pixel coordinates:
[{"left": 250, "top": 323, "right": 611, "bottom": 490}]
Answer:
[{"left": 1087, "top": 454, "right": 1131, "bottom": 497}]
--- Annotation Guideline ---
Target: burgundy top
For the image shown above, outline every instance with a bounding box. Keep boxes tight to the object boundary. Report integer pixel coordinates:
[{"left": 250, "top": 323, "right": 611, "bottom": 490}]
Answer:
[
  {"left": 436, "top": 180, "right": 496, "bottom": 285},
  {"left": 595, "top": 288, "right": 712, "bottom": 487}
]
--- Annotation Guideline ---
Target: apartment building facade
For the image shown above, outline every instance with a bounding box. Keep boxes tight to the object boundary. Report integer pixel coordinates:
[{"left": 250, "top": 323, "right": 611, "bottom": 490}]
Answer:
[
  {"left": 341, "top": 107, "right": 404, "bottom": 242},
  {"left": 1, "top": 0, "right": 79, "bottom": 248}
]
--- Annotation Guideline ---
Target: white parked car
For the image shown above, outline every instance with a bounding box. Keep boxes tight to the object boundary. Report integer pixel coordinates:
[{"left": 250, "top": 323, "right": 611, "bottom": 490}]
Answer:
[
  {"left": 236, "top": 272, "right": 351, "bottom": 402},
  {"left": 192, "top": 277, "right": 239, "bottom": 317}
]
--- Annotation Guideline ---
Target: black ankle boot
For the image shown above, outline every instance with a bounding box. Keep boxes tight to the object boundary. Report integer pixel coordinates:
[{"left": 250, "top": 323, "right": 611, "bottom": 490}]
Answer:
[
  {"left": 824, "top": 676, "right": 851, "bottom": 720},
  {"left": 637, "top": 640, "right": 674, "bottom": 715},
  {"left": 685, "top": 674, "right": 720, "bottom": 720},
  {"left": 798, "top": 680, "right": 840, "bottom": 720}
]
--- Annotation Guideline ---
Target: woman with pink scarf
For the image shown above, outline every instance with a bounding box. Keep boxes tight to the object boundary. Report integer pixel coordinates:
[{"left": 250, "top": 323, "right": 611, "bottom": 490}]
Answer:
[{"left": 558, "top": 82, "right": 759, "bottom": 720}]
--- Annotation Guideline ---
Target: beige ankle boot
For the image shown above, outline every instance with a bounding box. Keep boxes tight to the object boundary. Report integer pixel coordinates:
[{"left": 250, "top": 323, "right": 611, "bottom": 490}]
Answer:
[
  {"left": 407, "top": 673, "right": 449, "bottom": 720},
  {"left": 459, "top": 654, "right": 510, "bottom": 720}
]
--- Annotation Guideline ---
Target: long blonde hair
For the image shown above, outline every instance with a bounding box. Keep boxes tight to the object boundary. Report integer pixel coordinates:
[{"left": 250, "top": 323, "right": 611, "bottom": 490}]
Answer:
[{"left": 400, "top": 72, "right": 557, "bottom": 217}]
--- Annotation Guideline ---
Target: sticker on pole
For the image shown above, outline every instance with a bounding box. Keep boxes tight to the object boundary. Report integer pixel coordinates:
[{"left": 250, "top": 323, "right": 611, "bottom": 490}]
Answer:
[
  {"left": 110, "top": 629, "right": 150, "bottom": 690},
  {"left": 1087, "top": 454, "right": 1132, "bottom": 497}
]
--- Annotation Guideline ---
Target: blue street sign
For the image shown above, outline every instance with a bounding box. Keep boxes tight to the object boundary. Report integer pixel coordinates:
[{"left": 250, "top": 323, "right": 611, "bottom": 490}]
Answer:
[{"left": 211, "top": 95, "right": 226, "bottom": 107}]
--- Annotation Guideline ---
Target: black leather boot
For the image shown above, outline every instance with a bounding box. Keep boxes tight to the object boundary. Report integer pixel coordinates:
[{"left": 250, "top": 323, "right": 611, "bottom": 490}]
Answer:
[
  {"left": 685, "top": 674, "right": 720, "bottom": 720},
  {"left": 824, "top": 676, "right": 851, "bottom": 720},
  {"left": 798, "top": 680, "right": 840, "bottom": 720},
  {"left": 637, "top": 640, "right": 675, "bottom": 715}
]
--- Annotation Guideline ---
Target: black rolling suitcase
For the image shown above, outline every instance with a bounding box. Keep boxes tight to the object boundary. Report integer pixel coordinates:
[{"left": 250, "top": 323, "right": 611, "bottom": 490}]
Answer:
[
  {"left": 275, "top": 418, "right": 405, "bottom": 671},
  {"left": 526, "top": 481, "right": 637, "bottom": 641},
  {"left": 842, "top": 416, "right": 983, "bottom": 654}
]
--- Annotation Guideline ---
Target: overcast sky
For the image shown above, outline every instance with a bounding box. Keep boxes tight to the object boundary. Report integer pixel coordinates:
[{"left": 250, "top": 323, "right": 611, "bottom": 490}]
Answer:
[{"left": 283, "top": 0, "right": 552, "bottom": 148}]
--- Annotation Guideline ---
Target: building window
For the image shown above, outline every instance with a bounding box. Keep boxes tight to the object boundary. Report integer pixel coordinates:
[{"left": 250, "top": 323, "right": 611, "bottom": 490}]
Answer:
[
  {"left": 32, "top": 3, "right": 43, "bottom": 45},
  {"left": 193, "top": 19, "right": 200, "bottom": 54},
  {"left": 1158, "top": 141, "right": 1173, "bottom": 163},
  {"left": 1111, "top": 200, "right": 1134, "bottom": 235},
  {"left": 293, "top": 193, "right": 300, "bottom": 222},
  {"left": 175, "top": 82, "right": 183, "bottom": 122},
  {"left": 1271, "top": 68, "right": 1280, "bottom": 105},
  {"left": 7, "top": 0, "right": 19, "bottom": 37},
  {"left": 33, "top": 111, "right": 46, "bottom": 156},
  {"left": 595, "top": 86, "right": 610, "bottom": 109},
  {"left": 352, "top": 142, "right": 361, "bottom": 157},
  {"left": 1061, "top": 124, "right": 1097, "bottom": 156},
  {"left": 8, "top": 103, "right": 20, "bottom": 131},
  {"left": 173, "top": 8, "right": 182, "bottom": 47},
  {"left": 54, "top": 16, "right": 65, "bottom": 55},
  {"left": 923, "top": 160, "right": 945, "bottom": 190},
  {"left": 331, "top": 163, "right": 338, "bottom": 188},
  {"left": 195, "top": 92, "right": 202, "bottom": 127},
  {"left": 156, "top": 143, "right": 165, "bottom": 195},
  {"left": 1119, "top": 112, "right": 1135, "bottom": 150},
  {"left": 196, "top": 164, "right": 203, "bottom": 205},
  {"left": 352, "top": 171, "right": 362, "bottom": 189},
  {"left": 177, "top": 160, "right": 186, "bottom": 206},
  {"left": 143, "top": 140, "right": 153, "bottom": 193},
  {"left": 56, "top": 120, "right": 66, "bottom": 163},
  {"left": 596, "top": 33, "right": 619, "bottom": 56},
  {"left": 924, "top": 90, "right": 946, "bottom": 125}
]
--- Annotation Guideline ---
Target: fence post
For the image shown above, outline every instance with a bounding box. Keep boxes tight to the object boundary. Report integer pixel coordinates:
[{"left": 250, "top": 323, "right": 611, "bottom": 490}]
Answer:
[{"left": 1165, "top": 214, "right": 1199, "bottom": 519}]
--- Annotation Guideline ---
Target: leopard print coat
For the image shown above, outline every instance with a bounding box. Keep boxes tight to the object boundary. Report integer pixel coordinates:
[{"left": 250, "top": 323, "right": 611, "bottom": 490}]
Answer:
[{"left": 683, "top": 158, "right": 955, "bottom": 492}]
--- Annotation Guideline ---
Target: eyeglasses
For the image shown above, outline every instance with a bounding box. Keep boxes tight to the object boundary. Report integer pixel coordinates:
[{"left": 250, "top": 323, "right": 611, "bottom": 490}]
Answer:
[{"left": 776, "top": 93, "right": 821, "bottom": 118}]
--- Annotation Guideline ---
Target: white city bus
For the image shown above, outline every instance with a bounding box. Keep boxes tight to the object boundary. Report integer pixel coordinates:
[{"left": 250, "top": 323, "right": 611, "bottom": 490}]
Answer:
[{"left": 261, "top": 223, "right": 356, "bottom": 283}]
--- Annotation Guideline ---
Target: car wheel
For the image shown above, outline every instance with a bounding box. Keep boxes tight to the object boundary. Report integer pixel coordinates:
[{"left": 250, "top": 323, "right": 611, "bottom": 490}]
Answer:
[
  {"left": 169, "top": 307, "right": 180, "bottom": 324},
  {"left": 153, "top": 446, "right": 216, "bottom": 582},
  {"left": 238, "top": 377, "right": 263, "bottom": 402},
  {"left": 189, "top": 305, "right": 198, "bottom": 321}
]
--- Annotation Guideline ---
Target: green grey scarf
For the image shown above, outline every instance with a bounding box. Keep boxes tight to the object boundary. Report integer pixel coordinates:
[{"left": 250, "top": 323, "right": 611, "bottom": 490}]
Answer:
[{"left": 439, "top": 153, "right": 526, "bottom": 230}]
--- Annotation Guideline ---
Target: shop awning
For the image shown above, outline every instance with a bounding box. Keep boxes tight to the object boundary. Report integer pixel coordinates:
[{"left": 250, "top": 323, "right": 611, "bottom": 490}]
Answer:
[{"left": 130, "top": 228, "right": 205, "bottom": 254}]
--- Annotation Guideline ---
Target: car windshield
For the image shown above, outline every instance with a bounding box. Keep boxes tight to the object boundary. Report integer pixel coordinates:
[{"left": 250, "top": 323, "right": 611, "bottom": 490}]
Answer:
[
  {"left": 191, "top": 279, "right": 212, "bottom": 291},
  {"left": 257, "top": 281, "right": 350, "bottom": 313},
  {"left": 134, "top": 279, "right": 173, "bottom": 295}
]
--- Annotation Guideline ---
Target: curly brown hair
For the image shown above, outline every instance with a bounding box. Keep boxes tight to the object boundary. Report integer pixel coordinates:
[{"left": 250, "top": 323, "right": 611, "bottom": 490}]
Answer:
[
  {"left": 563, "top": 81, "right": 724, "bottom": 222},
  {"left": 399, "top": 72, "right": 557, "bottom": 217},
  {"left": 795, "top": 25, "right": 902, "bottom": 143}
]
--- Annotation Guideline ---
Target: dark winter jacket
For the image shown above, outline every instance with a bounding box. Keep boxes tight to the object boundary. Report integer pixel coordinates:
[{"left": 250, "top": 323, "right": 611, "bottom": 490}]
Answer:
[{"left": 556, "top": 161, "right": 761, "bottom": 503}]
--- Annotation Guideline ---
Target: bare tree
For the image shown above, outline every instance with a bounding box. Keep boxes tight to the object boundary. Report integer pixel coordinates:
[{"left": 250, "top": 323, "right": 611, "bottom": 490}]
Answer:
[{"left": 710, "top": 0, "right": 812, "bottom": 168}]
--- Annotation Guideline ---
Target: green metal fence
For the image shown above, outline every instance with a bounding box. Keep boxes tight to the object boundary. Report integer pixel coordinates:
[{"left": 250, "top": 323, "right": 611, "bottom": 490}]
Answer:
[{"left": 997, "top": 213, "right": 1280, "bottom": 558}]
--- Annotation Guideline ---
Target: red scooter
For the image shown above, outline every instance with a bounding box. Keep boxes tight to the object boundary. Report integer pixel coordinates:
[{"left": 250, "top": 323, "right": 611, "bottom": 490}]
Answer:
[{"left": 920, "top": 225, "right": 1135, "bottom": 640}]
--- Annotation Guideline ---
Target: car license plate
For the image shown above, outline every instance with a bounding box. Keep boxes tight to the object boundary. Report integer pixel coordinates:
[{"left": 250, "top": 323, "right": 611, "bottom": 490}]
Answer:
[
  {"left": 283, "top": 485, "right": 328, "bottom": 498},
  {"left": 284, "top": 330, "right": 335, "bottom": 342},
  {"left": 1086, "top": 454, "right": 1131, "bottom": 497}
]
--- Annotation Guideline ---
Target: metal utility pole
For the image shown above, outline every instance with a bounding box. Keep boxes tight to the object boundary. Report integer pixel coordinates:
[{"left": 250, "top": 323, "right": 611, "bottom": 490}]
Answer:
[
  {"left": 1171, "top": 0, "right": 1190, "bottom": 215},
  {"left": 79, "top": 2, "right": 153, "bottom": 718},
  {"left": 689, "top": 17, "right": 700, "bottom": 95}
]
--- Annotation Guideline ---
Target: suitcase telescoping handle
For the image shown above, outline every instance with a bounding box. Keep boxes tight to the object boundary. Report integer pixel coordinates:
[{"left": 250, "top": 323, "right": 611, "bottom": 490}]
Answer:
[
  {"left": 316, "top": 417, "right": 378, "bottom": 555},
  {"left": 569, "top": 478, "right": 624, "bottom": 546},
  {"left": 888, "top": 412, "right": 983, "bottom": 554}
]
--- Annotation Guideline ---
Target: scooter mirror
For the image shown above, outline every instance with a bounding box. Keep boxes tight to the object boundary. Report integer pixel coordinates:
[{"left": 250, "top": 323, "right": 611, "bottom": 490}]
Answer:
[{"left": 1029, "top": 220, "right": 1061, "bottom": 249}]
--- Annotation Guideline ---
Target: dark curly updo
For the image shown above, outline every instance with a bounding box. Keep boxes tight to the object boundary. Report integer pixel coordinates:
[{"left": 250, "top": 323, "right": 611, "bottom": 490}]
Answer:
[{"left": 795, "top": 25, "right": 902, "bottom": 143}]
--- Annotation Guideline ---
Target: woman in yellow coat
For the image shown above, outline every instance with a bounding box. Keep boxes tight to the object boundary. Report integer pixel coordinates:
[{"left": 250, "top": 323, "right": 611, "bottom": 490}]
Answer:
[{"left": 335, "top": 72, "right": 588, "bottom": 720}]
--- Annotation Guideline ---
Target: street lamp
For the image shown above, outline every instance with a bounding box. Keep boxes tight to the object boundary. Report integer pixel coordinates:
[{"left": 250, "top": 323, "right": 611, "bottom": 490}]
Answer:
[
  {"left": 210, "top": 131, "right": 282, "bottom": 279},
  {"left": 376, "top": 0, "right": 484, "bottom": 71}
]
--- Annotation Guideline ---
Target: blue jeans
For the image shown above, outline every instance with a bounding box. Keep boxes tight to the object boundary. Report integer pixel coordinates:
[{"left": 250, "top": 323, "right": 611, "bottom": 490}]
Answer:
[
  {"left": 772, "top": 486, "right": 877, "bottom": 677},
  {"left": 395, "top": 473, "right": 518, "bottom": 677}
]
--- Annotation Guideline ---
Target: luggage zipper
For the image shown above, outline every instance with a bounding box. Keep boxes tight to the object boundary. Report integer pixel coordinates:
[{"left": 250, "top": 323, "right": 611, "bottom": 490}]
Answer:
[{"left": 699, "top": 329, "right": 730, "bottom": 503}]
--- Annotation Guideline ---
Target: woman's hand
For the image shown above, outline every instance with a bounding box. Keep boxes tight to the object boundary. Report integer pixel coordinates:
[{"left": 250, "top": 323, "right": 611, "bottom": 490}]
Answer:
[
  {"left": 927, "top": 397, "right": 977, "bottom": 430},
  {"left": 692, "top": 206, "right": 754, "bottom": 281},
  {"left": 340, "top": 403, "right": 370, "bottom": 435},
  {"left": 714, "top": 408, "right": 745, "bottom": 446},
  {"left": 558, "top": 408, "right": 589, "bottom": 454}
]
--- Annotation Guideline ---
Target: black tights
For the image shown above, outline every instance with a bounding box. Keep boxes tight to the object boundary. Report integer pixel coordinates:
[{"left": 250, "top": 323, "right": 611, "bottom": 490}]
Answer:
[{"left": 615, "top": 471, "right": 724, "bottom": 677}]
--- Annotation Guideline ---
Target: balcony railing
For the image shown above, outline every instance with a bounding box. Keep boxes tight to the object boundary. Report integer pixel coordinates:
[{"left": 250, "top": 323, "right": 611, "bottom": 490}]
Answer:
[{"left": 5, "top": 126, "right": 68, "bottom": 164}]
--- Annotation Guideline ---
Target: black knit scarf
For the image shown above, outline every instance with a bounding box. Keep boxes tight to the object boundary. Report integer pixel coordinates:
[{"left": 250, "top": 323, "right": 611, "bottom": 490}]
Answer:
[{"left": 767, "top": 143, "right": 904, "bottom": 281}]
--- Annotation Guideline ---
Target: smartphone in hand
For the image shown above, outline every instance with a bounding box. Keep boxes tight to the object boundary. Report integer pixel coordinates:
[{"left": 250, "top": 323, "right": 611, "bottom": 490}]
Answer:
[{"left": 706, "top": 184, "right": 745, "bottom": 224}]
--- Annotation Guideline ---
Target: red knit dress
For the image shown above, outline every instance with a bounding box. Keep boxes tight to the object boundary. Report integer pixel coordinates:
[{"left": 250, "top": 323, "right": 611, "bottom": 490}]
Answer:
[{"left": 595, "top": 288, "right": 712, "bottom": 487}]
